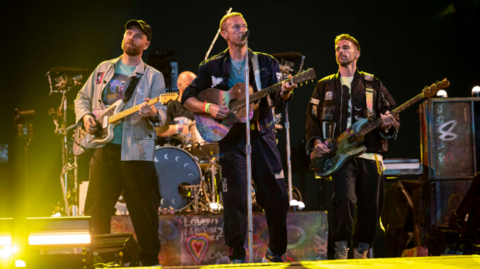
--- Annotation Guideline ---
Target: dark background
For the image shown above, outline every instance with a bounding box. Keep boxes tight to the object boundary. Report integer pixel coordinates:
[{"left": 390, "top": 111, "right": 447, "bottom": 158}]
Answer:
[{"left": 0, "top": 0, "right": 478, "bottom": 218}]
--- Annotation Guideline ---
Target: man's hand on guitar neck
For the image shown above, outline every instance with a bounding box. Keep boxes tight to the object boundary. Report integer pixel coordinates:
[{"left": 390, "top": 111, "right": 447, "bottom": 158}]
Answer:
[
  {"left": 380, "top": 111, "right": 395, "bottom": 131},
  {"left": 280, "top": 75, "right": 298, "bottom": 101},
  {"left": 208, "top": 103, "right": 229, "bottom": 120},
  {"left": 310, "top": 139, "right": 331, "bottom": 159},
  {"left": 139, "top": 98, "right": 158, "bottom": 118}
]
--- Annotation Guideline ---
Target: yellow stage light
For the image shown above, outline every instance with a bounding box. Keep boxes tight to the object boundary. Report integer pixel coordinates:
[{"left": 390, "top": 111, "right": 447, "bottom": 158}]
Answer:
[
  {"left": 26, "top": 217, "right": 93, "bottom": 267},
  {"left": 27, "top": 216, "right": 92, "bottom": 247},
  {"left": 29, "top": 232, "right": 91, "bottom": 245},
  {"left": 0, "top": 235, "right": 12, "bottom": 246},
  {"left": 0, "top": 245, "right": 17, "bottom": 260},
  {"left": 15, "top": 259, "right": 26, "bottom": 267},
  {"left": 0, "top": 218, "right": 13, "bottom": 247}
]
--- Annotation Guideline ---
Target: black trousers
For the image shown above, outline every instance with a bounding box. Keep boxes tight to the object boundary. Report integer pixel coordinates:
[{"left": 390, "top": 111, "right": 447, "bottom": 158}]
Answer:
[
  {"left": 220, "top": 129, "right": 289, "bottom": 259},
  {"left": 330, "top": 158, "right": 384, "bottom": 248},
  {"left": 84, "top": 143, "right": 161, "bottom": 263}
]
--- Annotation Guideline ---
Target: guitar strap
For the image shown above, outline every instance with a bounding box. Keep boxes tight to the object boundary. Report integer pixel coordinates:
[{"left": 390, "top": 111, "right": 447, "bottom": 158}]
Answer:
[
  {"left": 123, "top": 74, "right": 142, "bottom": 104},
  {"left": 251, "top": 52, "right": 274, "bottom": 107},
  {"left": 252, "top": 52, "right": 262, "bottom": 90},
  {"left": 363, "top": 72, "right": 375, "bottom": 121}
]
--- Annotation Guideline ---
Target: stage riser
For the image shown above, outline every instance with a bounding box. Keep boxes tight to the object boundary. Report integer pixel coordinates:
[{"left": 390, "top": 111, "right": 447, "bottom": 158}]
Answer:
[{"left": 111, "top": 211, "right": 327, "bottom": 266}]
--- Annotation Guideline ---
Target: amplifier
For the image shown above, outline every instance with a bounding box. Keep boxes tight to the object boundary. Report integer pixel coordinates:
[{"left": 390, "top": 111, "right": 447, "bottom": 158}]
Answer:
[{"left": 419, "top": 98, "right": 477, "bottom": 180}]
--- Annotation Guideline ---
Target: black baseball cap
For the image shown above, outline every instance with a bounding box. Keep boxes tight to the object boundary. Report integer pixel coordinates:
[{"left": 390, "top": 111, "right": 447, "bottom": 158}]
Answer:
[{"left": 125, "top": 19, "right": 152, "bottom": 41}]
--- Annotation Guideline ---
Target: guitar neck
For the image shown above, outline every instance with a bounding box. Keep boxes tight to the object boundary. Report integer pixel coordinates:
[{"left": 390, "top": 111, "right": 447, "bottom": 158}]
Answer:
[
  {"left": 231, "top": 77, "right": 296, "bottom": 110},
  {"left": 108, "top": 97, "right": 159, "bottom": 123},
  {"left": 348, "top": 92, "right": 424, "bottom": 143}
]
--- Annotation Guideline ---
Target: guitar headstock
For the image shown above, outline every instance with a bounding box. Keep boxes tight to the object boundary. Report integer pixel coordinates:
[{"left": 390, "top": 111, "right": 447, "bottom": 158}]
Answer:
[
  {"left": 422, "top": 78, "right": 450, "bottom": 98},
  {"left": 160, "top": 92, "right": 179, "bottom": 105},
  {"left": 291, "top": 68, "right": 316, "bottom": 86}
]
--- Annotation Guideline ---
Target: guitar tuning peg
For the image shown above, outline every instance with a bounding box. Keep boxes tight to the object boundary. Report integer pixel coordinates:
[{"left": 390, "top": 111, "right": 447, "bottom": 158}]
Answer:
[
  {"left": 306, "top": 81, "right": 308, "bottom": 84},
  {"left": 311, "top": 79, "right": 314, "bottom": 83},
  {"left": 300, "top": 83, "right": 303, "bottom": 87}
]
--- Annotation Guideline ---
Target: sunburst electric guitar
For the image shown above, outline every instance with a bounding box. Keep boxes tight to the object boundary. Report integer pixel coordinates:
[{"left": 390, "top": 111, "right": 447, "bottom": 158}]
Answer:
[
  {"left": 72, "top": 92, "right": 178, "bottom": 157},
  {"left": 194, "top": 69, "right": 316, "bottom": 142},
  {"left": 310, "top": 78, "right": 450, "bottom": 177}
]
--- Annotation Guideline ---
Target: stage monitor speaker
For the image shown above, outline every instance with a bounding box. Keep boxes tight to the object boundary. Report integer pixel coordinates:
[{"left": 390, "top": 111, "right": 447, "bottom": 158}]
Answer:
[
  {"left": 26, "top": 216, "right": 92, "bottom": 268},
  {"left": 419, "top": 98, "right": 477, "bottom": 180},
  {"left": 92, "top": 233, "right": 142, "bottom": 267}
]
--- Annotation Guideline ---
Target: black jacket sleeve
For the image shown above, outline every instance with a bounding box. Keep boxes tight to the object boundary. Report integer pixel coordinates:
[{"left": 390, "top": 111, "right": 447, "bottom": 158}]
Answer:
[
  {"left": 375, "top": 80, "right": 400, "bottom": 139},
  {"left": 305, "top": 82, "right": 324, "bottom": 154},
  {"left": 267, "top": 57, "right": 292, "bottom": 111},
  {"left": 181, "top": 62, "right": 212, "bottom": 106}
]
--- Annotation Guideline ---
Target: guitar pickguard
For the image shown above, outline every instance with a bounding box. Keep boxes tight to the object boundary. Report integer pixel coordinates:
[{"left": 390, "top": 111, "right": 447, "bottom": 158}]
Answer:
[{"left": 312, "top": 119, "right": 369, "bottom": 177}]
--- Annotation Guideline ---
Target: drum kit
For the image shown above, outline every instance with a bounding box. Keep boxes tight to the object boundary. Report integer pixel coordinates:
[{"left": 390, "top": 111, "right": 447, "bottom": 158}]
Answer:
[
  {"left": 154, "top": 121, "right": 222, "bottom": 213},
  {"left": 154, "top": 115, "right": 304, "bottom": 214}
]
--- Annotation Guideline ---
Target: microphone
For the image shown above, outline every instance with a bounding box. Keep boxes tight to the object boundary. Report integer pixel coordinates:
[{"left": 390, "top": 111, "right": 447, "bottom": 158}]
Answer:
[{"left": 241, "top": 30, "right": 250, "bottom": 40}]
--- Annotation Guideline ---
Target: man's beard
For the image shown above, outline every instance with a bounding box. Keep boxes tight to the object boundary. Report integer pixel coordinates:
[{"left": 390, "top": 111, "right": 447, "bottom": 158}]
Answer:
[
  {"left": 337, "top": 57, "right": 354, "bottom": 67},
  {"left": 122, "top": 41, "right": 142, "bottom": 56}
]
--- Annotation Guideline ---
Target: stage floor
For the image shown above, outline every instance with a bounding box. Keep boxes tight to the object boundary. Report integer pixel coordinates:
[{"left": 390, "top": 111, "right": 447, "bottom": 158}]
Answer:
[{"left": 114, "top": 255, "right": 480, "bottom": 268}]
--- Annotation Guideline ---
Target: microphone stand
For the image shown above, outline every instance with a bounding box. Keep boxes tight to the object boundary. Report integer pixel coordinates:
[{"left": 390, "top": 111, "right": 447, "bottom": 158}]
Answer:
[
  {"left": 244, "top": 37, "right": 254, "bottom": 263},
  {"left": 205, "top": 7, "right": 233, "bottom": 60},
  {"left": 285, "top": 103, "right": 293, "bottom": 204}
]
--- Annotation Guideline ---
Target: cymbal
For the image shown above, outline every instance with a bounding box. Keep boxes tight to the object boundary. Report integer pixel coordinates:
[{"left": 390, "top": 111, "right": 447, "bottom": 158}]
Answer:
[
  {"left": 199, "top": 162, "right": 219, "bottom": 169},
  {"left": 155, "top": 123, "right": 170, "bottom": 134},
  {"left": 190, "top": 144, "right": 219, "bottom": 158},
  {"left": 51, "top": 67, "right": 89, "bottom": 75}
]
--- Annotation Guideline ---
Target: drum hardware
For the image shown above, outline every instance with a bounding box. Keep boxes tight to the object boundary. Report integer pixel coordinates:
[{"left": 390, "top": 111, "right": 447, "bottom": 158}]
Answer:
[
  {"left": 46, "top": 67, "right": 87, "bottom": 216},
  {"left": 202, "top": 157, "right": 223, "bottom": 212},
  {"left": 277, "top": 56, "right": 307, "bottom": 211}
]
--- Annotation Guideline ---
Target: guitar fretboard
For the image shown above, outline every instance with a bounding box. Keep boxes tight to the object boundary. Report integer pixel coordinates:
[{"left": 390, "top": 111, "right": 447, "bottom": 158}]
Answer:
[
  {"left": 347, "top": 92, "right": 424, "bottom": 143},
  {"left": 108, "top": 97, "right": 158, "bottom": 123},
  {"left": 229, "top": 69, "right": 315, "bottom": 111}
]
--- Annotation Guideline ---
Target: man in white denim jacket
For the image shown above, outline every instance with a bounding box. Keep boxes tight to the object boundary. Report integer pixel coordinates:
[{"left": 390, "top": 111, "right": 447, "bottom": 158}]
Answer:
[{"left": 74, "top": 19, "right": 166, "bottom": 266}]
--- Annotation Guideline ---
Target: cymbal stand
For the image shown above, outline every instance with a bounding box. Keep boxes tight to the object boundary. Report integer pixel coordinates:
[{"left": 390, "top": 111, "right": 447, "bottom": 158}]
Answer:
[
  {"left": 207, "top": 159, "right": 223, "bottom": 212},
  {"left": 47, "top": 71, "right": 82, "bottom": 216}
]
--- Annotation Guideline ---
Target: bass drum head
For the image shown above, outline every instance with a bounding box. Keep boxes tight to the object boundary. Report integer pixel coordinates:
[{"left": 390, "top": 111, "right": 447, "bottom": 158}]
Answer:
[{"left": 154, "top": 146, "right": 201, "bottom": 210}]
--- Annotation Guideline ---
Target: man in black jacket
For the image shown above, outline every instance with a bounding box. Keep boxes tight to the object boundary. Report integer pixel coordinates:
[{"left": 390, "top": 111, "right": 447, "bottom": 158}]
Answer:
[
  {"left": 182, "top": 12, "right": 296, "bottom": 264},
  {"left": 305, "top": 34, "right": 399, "bottom": 259}
]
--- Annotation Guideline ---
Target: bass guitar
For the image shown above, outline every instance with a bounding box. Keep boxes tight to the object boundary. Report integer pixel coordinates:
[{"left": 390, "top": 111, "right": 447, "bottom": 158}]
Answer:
[
  {"left": 195, "top": 68, "right": 316, "bottom": 142},
  {"left": 72, "top": 92, "right": 178, "bottom": 157},
  {"left": 310, "top": 78, "right": 450, "bottom": 177}
]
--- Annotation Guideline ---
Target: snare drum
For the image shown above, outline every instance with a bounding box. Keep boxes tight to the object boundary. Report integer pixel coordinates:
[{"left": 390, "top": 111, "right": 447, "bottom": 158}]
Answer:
[{"left": 154, "top": 146, "right": 202, "bottom": 211}]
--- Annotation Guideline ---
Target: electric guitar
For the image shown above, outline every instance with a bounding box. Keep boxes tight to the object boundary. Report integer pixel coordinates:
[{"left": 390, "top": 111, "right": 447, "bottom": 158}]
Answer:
[
  {"left": 310, "top": 78, "right": 450, "bottom": 177},
  {"left": 72, "top": 92, "right": 178, "bottom": 157},
  {"left": 194, "top": 68, "right": 316, "bottom": 142}
]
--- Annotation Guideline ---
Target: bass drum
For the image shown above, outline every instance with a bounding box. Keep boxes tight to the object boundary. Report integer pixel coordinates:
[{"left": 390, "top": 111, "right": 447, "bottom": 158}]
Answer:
[{"left": 154, "top": 146, "right": 202, "bottom": 211}]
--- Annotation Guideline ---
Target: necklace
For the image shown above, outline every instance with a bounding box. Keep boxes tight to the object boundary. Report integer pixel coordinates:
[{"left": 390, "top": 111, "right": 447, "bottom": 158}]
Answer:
[{"left": 231, "top": 60, "right": 245, "bottom": 75}]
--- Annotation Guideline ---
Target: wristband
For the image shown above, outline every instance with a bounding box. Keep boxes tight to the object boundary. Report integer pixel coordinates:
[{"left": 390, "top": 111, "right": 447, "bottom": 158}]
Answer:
[
  {"left": 205, "top": 103, "right": 212, "bottom": 114},
  {"left": 202, "top": 101, "right": 207, "bottom": 113},
  {"left": 175, "top": 124, "right": 184, "bottom": 134}
]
